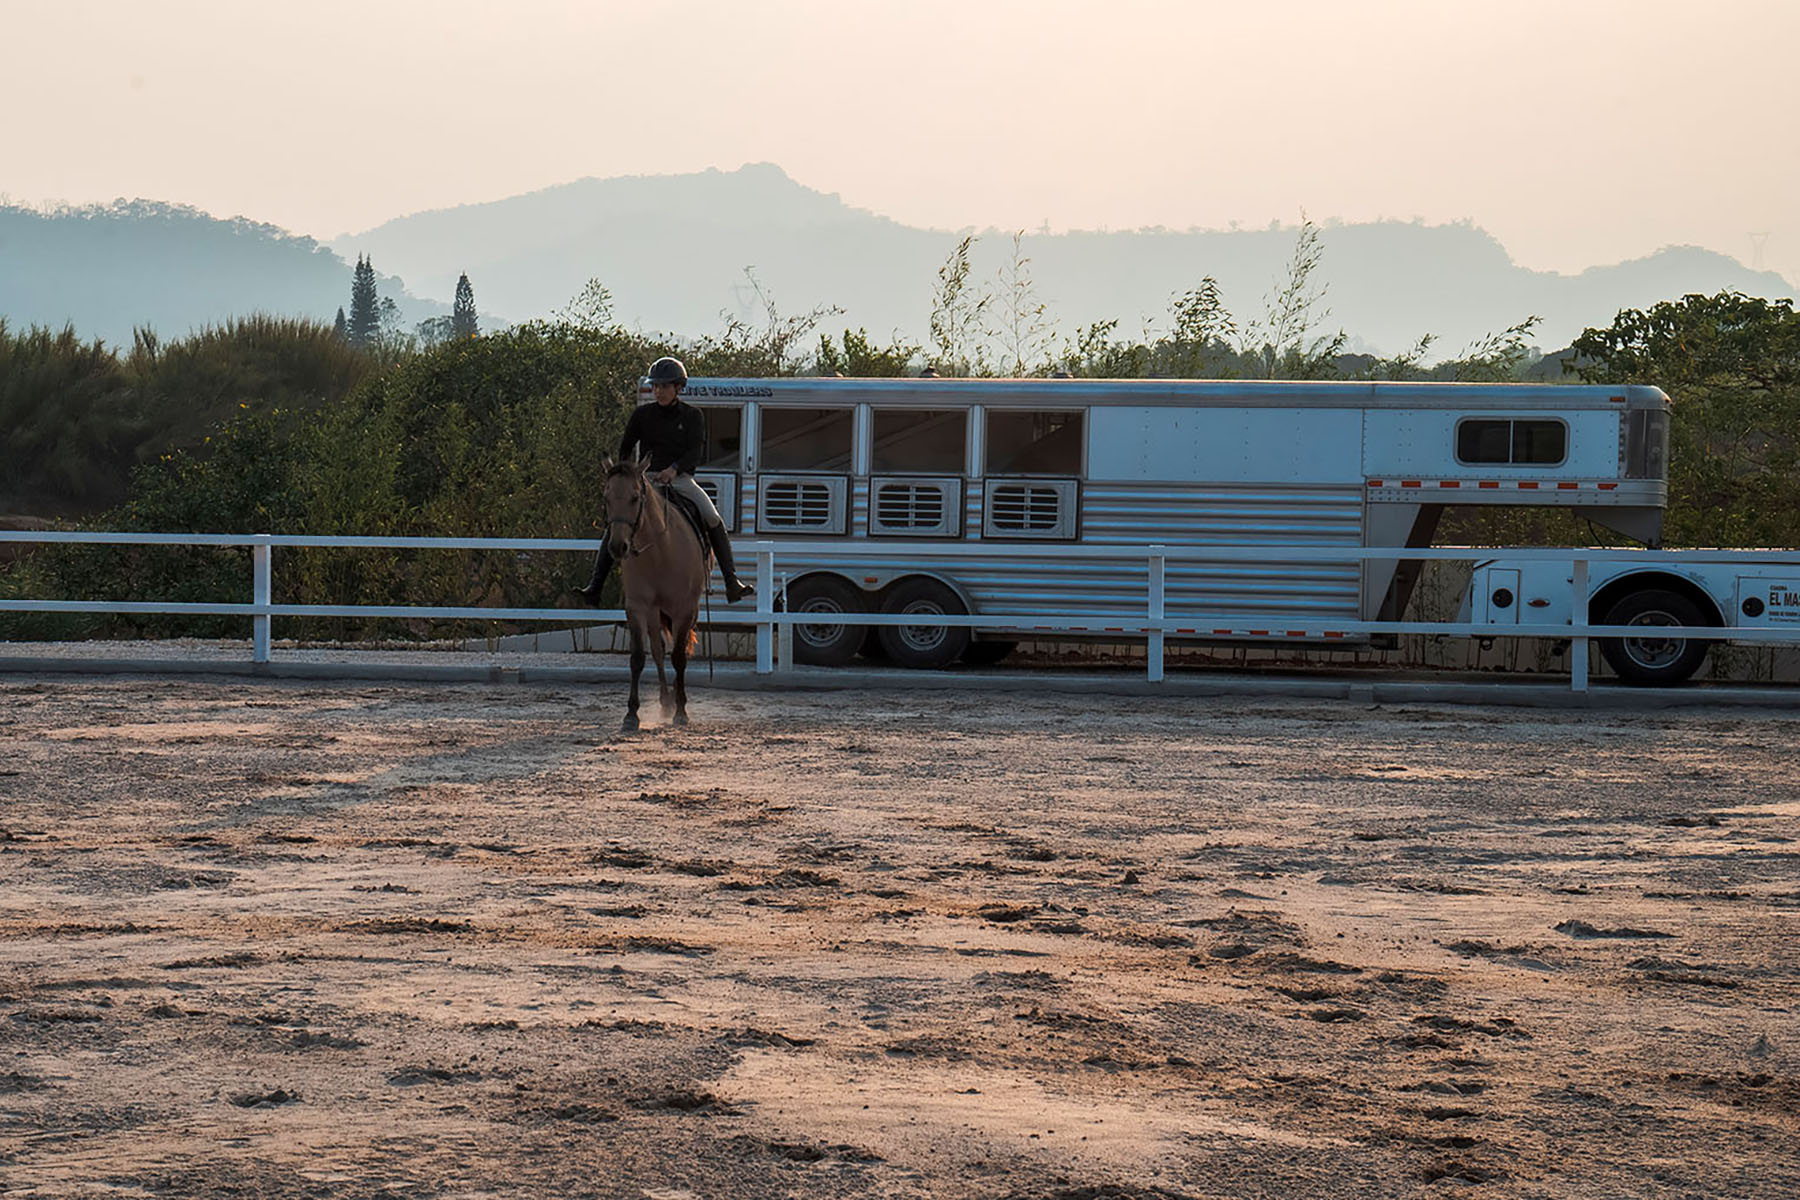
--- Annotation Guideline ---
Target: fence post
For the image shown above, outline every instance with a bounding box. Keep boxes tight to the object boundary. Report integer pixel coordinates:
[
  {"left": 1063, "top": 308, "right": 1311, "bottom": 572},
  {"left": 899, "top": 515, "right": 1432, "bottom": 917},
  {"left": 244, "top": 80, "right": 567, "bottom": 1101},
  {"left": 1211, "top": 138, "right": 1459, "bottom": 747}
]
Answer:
[
  {"left": 1147, "top": 545, "right": 1166, "bottom": 683},
  {"left": 252, "top": 537, "right": 272, "bottom": 664},
  {"left": 776, "top": 572, "right": 794, "bottom": 674},
  {"left": 1570, "top": 555, "right": 1590, "bottom": 693},
  {"left": 755, "top": 543, "right": 774, "bottom": 675}
]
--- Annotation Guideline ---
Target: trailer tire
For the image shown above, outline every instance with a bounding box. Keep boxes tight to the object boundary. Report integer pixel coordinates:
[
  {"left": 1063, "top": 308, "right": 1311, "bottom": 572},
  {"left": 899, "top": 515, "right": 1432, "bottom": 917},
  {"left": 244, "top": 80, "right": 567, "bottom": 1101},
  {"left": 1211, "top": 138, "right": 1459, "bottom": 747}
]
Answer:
[
  {"left": 878, "top": 578, "right": 971, "bottom": 669},
  {"left": 785, "top": 575, "right": 867, "bottom": 667},
  {"left": 1598, "top": 589, "right": 1710, "bottom": 686}
]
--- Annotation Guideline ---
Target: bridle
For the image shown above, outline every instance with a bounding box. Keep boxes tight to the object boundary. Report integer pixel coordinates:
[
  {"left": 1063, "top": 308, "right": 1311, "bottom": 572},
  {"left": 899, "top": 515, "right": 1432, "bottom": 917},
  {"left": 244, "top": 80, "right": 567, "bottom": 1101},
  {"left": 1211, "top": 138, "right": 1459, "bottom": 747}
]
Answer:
[{"left": 605, "top": 471, "right": 649, "bottom": 556}]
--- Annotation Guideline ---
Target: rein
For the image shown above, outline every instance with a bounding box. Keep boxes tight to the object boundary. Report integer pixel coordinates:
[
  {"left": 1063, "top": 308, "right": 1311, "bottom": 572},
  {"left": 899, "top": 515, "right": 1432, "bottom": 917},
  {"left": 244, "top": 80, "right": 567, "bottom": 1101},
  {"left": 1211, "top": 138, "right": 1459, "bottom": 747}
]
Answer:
[{"left": 606, "top": 473, "right": 660, "bottom": 557}]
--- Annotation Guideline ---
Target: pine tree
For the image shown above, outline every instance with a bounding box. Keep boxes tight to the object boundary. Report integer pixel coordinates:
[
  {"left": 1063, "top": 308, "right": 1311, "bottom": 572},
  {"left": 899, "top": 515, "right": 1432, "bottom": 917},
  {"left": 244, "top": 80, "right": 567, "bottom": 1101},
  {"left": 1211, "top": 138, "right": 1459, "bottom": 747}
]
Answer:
[
  {"left": 347, "top": 255, "right": 380, "bottom": 348},
  {"left": 332, "top": 307, "right": 348, "bottom": 341},
  {"left": 451, "top": 273, "right": 479, "bottom": 339}
]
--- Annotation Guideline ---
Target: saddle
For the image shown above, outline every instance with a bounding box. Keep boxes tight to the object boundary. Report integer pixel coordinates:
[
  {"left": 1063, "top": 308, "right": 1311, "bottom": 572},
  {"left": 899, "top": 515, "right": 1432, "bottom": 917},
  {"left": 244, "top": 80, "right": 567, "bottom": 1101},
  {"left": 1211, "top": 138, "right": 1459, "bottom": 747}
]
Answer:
[{"left": 655, "top": 483, "right": 711, "bottom": 559}]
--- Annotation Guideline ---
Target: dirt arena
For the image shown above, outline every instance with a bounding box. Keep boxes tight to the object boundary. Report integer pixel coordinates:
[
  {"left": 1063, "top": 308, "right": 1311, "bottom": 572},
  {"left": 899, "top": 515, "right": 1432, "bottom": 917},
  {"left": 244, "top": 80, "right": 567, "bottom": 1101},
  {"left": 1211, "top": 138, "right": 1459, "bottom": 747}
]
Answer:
[{"left": 1, "top": 676, "right": 1796, "bottom": 1199}]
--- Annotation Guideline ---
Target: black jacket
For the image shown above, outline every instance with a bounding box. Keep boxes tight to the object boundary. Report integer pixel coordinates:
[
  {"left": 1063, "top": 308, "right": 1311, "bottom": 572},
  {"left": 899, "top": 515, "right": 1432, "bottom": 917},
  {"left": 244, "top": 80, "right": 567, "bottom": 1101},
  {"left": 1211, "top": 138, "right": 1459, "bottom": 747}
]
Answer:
[{"left": 619, "top": 399, "right": 705, "bottom": 474}]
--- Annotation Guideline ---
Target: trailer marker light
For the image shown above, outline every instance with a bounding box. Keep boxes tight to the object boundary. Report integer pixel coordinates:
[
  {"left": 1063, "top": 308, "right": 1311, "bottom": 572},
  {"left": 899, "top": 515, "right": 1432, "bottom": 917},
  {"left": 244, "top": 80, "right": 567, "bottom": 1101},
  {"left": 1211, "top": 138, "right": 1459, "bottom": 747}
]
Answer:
[
  {"left": 1367, "top": 479, "right": 1382, "bottom": 488},
  {"left": 1598, "top": 482, "right": 1618, "bottom": 490},
  {"left": 1478, "top": 481, "right": 1499, "bottom": 489},
  {"left": 1557, "top": 482, "right": 1579, "bottom": 490},
  {"left": 1286, "top": 630, "right": 1305, "bottom": 637},
  {"left": 1438, "top": 481, "right": 1460, "bottom": 488},
  {"left": 1213, "top": 628, "right": 1233, "bottom": 635},
  {"left": 1517, "top": 482, "right": 1539, "bottom": 490},
  {"left": 1401, "top": 480, "right": 1422, "bottom": 488}
]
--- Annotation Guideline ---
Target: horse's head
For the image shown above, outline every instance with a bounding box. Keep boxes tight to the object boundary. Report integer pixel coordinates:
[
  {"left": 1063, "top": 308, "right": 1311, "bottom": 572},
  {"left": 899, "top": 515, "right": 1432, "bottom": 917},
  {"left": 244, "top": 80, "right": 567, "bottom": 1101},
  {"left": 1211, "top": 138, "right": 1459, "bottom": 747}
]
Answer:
[{"left": 601, "top": 457, "right": 650, "bottom": 557}]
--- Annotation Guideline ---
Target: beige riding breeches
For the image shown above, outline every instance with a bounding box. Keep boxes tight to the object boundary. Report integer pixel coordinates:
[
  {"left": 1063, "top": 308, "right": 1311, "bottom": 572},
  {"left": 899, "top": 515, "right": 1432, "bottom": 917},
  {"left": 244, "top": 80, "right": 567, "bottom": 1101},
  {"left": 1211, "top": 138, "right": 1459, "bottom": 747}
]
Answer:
[{"left": 668, "top": 473, "right": 724, "bottom": 528}]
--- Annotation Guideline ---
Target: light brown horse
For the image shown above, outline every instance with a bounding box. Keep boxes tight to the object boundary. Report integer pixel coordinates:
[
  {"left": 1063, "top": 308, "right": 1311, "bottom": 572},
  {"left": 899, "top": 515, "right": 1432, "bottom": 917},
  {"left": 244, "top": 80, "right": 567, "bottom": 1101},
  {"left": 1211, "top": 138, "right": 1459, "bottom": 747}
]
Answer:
[{"left": 601, "top": 459, "right": 708, "bottom": 731}]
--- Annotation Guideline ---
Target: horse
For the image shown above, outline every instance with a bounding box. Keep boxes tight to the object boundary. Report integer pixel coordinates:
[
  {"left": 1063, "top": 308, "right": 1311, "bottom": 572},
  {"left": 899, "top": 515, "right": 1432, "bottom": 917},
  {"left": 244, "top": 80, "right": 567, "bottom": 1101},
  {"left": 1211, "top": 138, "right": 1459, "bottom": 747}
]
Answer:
[{"left": 600, "top": 458, "right": 709, "bottom": 731}]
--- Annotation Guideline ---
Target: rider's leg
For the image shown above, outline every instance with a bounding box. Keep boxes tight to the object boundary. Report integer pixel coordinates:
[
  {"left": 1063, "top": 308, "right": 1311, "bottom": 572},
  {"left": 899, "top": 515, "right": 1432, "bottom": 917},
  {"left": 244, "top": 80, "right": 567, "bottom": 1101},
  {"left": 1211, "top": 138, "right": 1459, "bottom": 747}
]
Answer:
[
  {"left": 705, "top": 522, "right": 753, "bottom": 604},
  {"left": 669, "top": 475, "right": 754, "bottom": 603},
  {"left": 575, "top": 541, "right": 614, "bottom": 605}
]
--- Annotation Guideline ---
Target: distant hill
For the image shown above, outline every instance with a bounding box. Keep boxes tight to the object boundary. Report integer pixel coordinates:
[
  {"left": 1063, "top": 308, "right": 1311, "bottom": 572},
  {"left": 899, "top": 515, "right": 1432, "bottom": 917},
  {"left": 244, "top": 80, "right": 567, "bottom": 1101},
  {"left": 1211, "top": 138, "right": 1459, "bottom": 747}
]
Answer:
[
  {"left": 3, "top": 168, "right": 1792, "bottom": 358},
  {"left": 334, "top": 163, "right": 1795, "bottom": 358},
  {"left": 0, "top": 200, "right": 443, "bottom": 348}
]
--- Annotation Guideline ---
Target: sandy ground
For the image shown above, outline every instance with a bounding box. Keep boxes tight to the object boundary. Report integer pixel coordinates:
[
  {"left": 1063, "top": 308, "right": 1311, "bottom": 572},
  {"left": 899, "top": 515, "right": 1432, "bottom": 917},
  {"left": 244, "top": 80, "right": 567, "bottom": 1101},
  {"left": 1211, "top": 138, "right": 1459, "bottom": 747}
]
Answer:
[{"left": 0, "top": 677, "right": 1796, "bottom": 1200}]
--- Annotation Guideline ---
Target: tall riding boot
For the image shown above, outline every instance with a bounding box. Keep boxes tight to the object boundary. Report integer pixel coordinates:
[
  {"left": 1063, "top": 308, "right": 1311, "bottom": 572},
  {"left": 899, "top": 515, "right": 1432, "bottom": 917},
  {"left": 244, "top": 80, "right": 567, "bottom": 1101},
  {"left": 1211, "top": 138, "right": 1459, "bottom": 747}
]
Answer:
[
  {"left": 575, "top": 542, "right": 614, "bottom": 605},
  {"left": 706, "top": 524, "right": 755, "bottom": 603}
]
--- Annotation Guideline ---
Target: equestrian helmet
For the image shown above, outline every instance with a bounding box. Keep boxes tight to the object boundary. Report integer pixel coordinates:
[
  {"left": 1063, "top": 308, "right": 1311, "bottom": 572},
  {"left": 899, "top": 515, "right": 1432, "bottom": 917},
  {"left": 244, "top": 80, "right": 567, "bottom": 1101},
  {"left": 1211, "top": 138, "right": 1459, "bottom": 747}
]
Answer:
[{"left": 647, "top": 356, "right": 688, "bottom": 387}]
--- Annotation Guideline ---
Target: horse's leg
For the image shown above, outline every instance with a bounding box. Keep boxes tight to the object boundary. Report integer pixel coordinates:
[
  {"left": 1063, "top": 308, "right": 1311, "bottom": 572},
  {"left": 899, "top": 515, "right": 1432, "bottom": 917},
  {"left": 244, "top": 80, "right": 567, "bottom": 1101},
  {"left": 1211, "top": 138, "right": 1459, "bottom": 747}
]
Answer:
[
  {"left": 671, "top": 617, "right": 691, "bottom": 726},
  {"left": 650, "top": 618, "right": 673, "bottom": 717},
  {"left": 623, "top": 620, "right": 644, "bottom": 733}
]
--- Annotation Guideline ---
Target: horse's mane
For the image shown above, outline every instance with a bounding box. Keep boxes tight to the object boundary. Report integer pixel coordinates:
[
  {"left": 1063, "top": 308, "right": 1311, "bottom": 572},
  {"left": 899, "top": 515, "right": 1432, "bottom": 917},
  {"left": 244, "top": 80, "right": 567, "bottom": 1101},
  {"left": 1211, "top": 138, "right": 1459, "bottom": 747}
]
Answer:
[{"left": 605, "top": 461, "right": 645, "bottom": 481}]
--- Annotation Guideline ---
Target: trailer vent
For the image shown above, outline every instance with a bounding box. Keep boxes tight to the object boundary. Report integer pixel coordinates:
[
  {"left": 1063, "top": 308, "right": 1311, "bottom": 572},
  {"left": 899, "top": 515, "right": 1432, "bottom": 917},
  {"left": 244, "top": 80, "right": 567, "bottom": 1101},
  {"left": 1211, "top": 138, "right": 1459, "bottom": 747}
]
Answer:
[
  {"left": 984, "top": 479, "right": 1077, "bottom": 539},
  {"left": 757, "top": 474, "right": 848, "bottom": 535},
  {"left": 871, "top": 477, "right": 959, "bottom": 537}
]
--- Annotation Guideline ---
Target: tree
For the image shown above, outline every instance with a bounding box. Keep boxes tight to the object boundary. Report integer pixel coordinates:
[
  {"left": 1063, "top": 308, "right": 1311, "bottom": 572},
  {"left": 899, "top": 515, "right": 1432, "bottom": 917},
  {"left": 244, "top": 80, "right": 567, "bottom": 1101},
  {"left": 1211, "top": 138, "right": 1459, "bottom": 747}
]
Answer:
[
  {"left": 691, "top": 267, "right": 841, "bottom": 377},
  {"left": 346, "top": 256, "right": 380, "bottom": 348},
  {"left": 815, "top": 328, "right": 917, "bottom": 377},
  {"left": 1572, "top": 291, "right": 1800, "bottom": 548},
  {"left": 415, "top": 316, "right": 454, "bottom": 347},
  {"left": 452, "top": 273, "right": 479, "bottom": 339},
  {"left": 555, "top": 279, "right": 617, "bottom": 330},
  {"left": 991, "top": 232, "right": 1054, "bottom": 376},
  {"left": 332, "top": 307, "right": 348, "bottom": 341},
  {"left": 928, "top": 236, "right": 991, "bottom": 376},
  {"left": 1163, "top": 278, "right": 1238, "bottom": 378},
  {"left": 1240, "top": 217, "right": 1345, "bottom": 379}
]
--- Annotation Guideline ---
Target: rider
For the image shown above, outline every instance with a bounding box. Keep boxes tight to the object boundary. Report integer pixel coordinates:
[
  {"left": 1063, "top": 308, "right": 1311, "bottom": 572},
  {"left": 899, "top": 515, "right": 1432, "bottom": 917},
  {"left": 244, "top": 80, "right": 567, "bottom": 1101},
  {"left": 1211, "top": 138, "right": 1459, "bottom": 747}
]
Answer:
[{"left": 576, "top": 356, "right": 755, "bottom": 605}]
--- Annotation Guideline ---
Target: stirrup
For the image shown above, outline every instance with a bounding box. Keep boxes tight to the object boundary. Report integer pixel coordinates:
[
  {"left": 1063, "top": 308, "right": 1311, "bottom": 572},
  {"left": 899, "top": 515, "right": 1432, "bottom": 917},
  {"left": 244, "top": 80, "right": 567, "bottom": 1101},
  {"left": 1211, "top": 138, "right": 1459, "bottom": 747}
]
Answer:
[{"left": 725, "top": 577, "right": 754, "bottom": 603}]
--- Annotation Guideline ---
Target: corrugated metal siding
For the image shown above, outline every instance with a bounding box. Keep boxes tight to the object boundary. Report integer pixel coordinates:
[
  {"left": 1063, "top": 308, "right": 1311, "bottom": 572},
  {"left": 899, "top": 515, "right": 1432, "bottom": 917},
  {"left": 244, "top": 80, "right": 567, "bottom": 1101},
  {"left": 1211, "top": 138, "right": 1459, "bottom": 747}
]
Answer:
[
  {"left": 749, "top": 480, "right": 1367, "bottom": 624},
  {"left": 1081, "top": 482, "right": 1364, "bottom": 544}
]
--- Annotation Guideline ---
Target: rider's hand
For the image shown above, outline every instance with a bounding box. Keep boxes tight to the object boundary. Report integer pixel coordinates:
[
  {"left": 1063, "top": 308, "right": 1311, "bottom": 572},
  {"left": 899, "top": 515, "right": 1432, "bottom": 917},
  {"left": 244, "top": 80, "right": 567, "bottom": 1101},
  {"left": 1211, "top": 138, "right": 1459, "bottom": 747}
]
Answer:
[{"left": 655, "top": 467, "right": 677, "bottom": 484}]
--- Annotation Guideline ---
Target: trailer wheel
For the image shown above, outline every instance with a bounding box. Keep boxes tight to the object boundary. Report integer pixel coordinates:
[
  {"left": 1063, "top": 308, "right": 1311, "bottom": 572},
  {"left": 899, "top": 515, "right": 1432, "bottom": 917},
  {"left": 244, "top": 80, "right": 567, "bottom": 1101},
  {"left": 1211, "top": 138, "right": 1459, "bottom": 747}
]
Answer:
[
  {"left": 878, "top": 578, "right": 971, "bottom": 669},
  {"left": 784, "top": 575, "right": 867, "bottom": 667},
  {"left": 1598, "top": 589, "right": 1710, "bottom": 686},
  {"left": 960, "top": 639, "right": 1018, "bottom": 667}
]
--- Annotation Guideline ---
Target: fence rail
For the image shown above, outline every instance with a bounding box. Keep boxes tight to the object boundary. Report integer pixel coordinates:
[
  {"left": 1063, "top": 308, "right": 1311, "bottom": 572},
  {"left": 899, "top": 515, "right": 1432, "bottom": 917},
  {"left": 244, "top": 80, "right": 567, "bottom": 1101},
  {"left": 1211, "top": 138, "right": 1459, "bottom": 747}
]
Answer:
[{"left": 5, "top": 531, "right": 1800, "bottom": 692}]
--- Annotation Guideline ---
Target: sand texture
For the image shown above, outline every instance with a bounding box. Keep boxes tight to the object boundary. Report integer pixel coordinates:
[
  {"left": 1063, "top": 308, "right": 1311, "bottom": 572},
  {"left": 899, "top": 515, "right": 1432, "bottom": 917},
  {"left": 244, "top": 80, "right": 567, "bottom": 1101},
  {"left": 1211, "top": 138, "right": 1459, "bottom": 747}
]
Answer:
[{"left": 1, "top": 678, "right": 1796, "bottom": 1198}]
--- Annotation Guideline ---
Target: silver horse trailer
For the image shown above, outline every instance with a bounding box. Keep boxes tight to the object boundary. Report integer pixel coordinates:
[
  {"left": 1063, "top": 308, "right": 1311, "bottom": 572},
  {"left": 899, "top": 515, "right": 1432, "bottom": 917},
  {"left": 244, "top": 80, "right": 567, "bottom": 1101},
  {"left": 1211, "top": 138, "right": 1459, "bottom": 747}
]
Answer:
[{"left": 672, "top": 376, "right": 1671, "bottom": 669}]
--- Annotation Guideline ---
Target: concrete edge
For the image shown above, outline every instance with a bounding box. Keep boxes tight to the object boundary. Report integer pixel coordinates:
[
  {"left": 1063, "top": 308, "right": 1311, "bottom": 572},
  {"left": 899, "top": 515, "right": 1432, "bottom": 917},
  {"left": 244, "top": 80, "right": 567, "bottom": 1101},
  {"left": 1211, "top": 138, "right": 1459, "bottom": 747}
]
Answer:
[{"left": 4, "top": 653, "right": 1800, "bottom": 711}]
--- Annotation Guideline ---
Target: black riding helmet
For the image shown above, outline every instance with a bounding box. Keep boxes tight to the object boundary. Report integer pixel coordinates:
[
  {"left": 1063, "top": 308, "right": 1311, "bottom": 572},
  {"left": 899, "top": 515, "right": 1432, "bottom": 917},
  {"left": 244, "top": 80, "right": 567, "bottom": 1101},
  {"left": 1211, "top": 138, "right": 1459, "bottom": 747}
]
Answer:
[{"left": 647, "top": 356, "right": 688, "bottom": 388}]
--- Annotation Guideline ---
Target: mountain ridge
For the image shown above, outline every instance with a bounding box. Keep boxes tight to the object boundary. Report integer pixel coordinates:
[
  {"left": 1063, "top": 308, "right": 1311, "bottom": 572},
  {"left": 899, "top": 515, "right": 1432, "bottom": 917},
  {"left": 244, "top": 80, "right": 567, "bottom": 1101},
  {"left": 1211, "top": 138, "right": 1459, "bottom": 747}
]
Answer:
[{"left": 4, "top": 165, "right": 1791, "bottom": 357}]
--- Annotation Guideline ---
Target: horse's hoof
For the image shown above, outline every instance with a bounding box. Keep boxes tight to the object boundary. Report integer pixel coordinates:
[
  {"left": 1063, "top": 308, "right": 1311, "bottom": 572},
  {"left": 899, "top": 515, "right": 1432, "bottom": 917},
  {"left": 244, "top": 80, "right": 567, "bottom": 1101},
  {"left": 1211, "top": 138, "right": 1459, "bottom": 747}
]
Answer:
[
  {"left": 620, "top": 714, "right": 640, "bottom": 733},
  {"left": 673, "top": 710, "right": 689, "bottom": 727}
]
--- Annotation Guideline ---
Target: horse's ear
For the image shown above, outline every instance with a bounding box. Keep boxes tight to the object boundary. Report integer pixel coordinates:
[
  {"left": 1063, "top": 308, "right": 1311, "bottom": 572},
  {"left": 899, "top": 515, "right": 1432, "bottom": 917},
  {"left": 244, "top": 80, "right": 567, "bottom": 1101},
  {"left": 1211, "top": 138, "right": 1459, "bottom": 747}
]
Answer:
[
  {"left": 634, "top": 457, "right": 650, "bottom": 475},
  {"left": 601, "top": 456, "right": 614, "bottom": 474}
]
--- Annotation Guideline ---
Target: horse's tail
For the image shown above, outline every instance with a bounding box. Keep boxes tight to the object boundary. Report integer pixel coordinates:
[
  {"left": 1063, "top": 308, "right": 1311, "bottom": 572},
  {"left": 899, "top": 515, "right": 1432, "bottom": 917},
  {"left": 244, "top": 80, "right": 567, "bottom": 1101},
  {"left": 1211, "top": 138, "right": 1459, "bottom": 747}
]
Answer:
[{"left": 659, "top": 614, "right": 699, "bottom": 654}]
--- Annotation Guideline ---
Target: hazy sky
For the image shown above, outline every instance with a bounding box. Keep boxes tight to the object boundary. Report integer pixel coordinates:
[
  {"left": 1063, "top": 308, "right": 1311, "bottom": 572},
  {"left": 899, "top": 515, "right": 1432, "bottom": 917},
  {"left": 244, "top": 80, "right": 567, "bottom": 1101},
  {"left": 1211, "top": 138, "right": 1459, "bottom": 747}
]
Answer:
[{"left": 7, "top": 0, "right": 1798, "bottom": 284}]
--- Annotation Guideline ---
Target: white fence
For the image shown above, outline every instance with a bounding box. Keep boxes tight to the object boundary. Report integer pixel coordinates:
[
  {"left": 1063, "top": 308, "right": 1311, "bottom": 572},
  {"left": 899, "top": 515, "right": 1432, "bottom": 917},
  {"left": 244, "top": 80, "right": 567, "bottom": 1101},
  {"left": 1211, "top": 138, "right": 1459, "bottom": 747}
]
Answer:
[{"left": 4, "top": 531, "right": 1800, "bottom": 693}]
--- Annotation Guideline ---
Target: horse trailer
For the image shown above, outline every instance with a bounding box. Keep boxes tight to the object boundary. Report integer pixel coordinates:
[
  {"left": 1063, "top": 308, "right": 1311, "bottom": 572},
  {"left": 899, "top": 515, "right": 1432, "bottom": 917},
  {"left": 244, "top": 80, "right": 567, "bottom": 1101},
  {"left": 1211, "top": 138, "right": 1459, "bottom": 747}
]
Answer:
[{"left": 669, "top": 376, "right": 1680, "bottom": 674}]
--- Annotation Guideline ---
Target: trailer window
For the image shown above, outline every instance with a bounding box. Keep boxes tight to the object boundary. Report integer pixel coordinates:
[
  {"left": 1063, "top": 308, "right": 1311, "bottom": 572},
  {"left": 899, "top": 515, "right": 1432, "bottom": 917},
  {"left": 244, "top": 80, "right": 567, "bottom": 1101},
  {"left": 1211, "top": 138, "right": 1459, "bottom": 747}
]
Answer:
[
  {"left": 694, "top": 405, "right": 742, "bottom": 470},
  {"left": 872, "top": 409, "right": 966, "bottom": 474},
  {"left": 1456, "top": 418, "right": 1566, "bottom": 466},
  {"left": 986, "top": 410, "right": 1084, "bottom": 475},
  {"left": 760, "top": 408, "right": 853, "bottom": 471}
]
